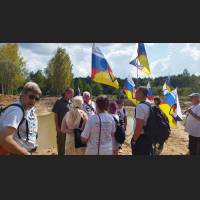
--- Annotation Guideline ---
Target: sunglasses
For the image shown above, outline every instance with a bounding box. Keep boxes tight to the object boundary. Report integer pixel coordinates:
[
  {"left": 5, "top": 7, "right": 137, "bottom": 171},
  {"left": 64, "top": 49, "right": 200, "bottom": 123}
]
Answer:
[{"left": 28, "top": 95, "right": 40, "bottom": 101}]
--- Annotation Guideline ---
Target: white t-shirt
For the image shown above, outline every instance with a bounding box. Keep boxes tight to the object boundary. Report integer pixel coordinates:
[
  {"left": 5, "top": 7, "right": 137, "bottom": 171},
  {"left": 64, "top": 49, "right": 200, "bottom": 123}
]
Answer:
[
  {"left": 185, "top": 104, "right": 200, "bottom": 137},
  {"left": 81, "top": 112, "right": 116, "bottom": 155},
  {"left": 133, "top": 102, "right": 150, "bottom": 134},
  {"left": 0, "top": 101, "right": 38, "bottom": 151},
  {"left": 82, "top": 101, "right": 96, "bottom": 118}
]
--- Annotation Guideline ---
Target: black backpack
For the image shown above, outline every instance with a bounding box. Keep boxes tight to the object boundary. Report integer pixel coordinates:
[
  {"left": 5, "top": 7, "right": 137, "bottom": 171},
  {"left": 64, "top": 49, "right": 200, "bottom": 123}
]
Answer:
[
  {"left": 113, "top": 117, "right": 126, "bottom": 144},
  {"left": 141, "top": 102, "right": 171, "bottom": 145},
  {"left": 0, "top": 104, "right": 30, "bottom": 141}
]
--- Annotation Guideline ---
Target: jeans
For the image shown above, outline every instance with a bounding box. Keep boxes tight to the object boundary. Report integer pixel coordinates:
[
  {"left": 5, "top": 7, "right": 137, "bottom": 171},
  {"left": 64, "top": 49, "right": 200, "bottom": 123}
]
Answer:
[
  {"left": 131, "top": 135, "right": 153, "bottom": 155},
  {"left": 57, "top": 132, "right": 66, "bottom": 156}
]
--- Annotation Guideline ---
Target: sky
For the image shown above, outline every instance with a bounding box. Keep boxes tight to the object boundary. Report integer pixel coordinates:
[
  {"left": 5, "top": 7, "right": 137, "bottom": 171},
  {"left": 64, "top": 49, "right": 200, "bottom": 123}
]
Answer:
[{"left": 17, "top": 43, "right": 200, "bottom": 79}]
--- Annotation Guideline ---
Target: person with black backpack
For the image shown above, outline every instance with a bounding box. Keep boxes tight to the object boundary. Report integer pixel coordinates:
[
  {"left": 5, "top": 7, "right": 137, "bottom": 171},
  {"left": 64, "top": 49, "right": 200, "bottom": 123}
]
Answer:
[
  {"left": 131, "top": 87, "right": 171, "bottom": 156},
  {"left": 0, "top": 81, "right": 42, "bottom": 155}
]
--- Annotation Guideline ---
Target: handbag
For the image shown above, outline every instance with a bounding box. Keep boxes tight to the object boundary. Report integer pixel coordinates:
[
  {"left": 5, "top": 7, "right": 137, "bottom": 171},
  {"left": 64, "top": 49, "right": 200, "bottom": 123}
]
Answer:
[{"left": 74, "top": 117, "right": 87, "bottom": 148}]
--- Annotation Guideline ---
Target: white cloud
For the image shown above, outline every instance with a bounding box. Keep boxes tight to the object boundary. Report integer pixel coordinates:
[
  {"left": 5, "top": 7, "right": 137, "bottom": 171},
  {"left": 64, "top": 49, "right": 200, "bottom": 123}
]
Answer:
[
  {"left": 14, "top": 43, "right": 200, "bottom": 78},
  {"left": 180, "top": 43, "right": 200, "bottom": 61}
]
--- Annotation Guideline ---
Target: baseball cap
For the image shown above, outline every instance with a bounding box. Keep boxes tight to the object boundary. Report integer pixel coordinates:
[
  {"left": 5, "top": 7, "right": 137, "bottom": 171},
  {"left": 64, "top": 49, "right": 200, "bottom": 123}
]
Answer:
[{"left": 188, "top": 93, "right": 200, "bottom": 97}]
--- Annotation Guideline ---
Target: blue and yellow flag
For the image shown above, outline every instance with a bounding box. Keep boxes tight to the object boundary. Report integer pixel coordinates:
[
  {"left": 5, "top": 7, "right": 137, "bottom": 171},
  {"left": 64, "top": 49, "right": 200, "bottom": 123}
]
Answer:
[
  {"left": 123, "top": 78, "right": 138, "bottom": 105},
  {"left": 163, "top": 75, "right": 172, "bottom": 94},
  {"left": 130, "top": 43, "right": 151, "bottom": 76},
  {"left": 91, "top": 44, "right": 119, "bottom": 89},
  {"left": 160, "top": 88, "right": 183, "bottom": 128}
]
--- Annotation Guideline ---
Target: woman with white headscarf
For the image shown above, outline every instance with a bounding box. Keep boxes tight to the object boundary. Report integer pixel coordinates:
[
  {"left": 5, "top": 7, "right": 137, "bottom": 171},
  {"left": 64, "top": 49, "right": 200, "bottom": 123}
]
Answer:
[{"left": 61, "top": 96, "right": 88, "bottom": 155}]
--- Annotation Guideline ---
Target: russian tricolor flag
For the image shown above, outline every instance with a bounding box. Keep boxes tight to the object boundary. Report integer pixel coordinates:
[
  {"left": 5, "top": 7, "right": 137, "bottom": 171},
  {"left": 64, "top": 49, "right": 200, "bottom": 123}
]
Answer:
[{"left": 91, "top": 44, "right": 119, "bottom": 89}]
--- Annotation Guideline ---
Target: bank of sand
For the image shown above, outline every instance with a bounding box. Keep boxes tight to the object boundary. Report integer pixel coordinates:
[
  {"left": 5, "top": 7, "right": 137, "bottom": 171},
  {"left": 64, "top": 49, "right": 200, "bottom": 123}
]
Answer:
[
  {"left": 0, "top": 94, "right": 190, "bottom": 155},
  {"left": 33, "top": 123, "right": 189, "bottom": 156}
]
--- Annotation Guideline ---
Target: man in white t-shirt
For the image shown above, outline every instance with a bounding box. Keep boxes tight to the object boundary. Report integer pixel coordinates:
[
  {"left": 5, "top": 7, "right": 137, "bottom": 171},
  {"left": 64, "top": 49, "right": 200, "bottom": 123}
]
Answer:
[
  {"left": 82, "top": 91, "right": 96, "bottom": 118},
  {"left": 131, "top": 86, "right": 152, "bottom": 155},
  {"left": 0, "top": 82, "right": 42, "bottom": 155},
  {"left": 185, "top": 93, "right": 200, "bottom": 155}
]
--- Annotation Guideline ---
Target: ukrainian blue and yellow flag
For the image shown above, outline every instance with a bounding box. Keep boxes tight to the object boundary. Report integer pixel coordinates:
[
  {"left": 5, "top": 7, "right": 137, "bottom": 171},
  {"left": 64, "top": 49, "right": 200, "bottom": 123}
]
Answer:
[
  {"left": 123, "top": 78, "right": 138, "bottom": 105},
  {"left": 130, "top": 43, "right": 151, "bottom": 76},
  {"left": 163, "top": 76, "right": 172, "bottom": 94},
  {"left": 159, "top": 88, "right": 183, "bottom": 128},
  {"left": 91, "top": 44, "right": 119, "bottom": 89}
]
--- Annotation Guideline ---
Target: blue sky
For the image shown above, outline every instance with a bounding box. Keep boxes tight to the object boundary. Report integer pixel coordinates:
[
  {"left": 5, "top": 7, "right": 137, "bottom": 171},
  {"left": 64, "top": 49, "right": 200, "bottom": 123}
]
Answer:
[{"left": 17, "top": 43, "right": 200, "bottom": 78}]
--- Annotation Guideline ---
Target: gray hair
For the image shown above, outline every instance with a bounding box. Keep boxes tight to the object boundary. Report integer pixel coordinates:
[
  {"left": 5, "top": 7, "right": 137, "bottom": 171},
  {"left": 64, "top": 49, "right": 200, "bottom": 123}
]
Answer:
[
  {"left": 21, "top": 81, "right": 42, "bottom": 96},
  {"left": 83, "top": 91, "right": 91, "bottom": 97}
]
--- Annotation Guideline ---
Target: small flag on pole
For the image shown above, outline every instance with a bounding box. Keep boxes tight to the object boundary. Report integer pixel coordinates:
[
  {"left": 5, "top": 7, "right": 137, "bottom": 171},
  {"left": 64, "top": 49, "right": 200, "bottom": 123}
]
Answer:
[
  {"left": 147, "top": 81, "right": 154, "bottom": 101},
  {"left": 130, "top": 43, "right": 151, "bottom": 76},
  {"left": 123, "top": 77, "right": 138, "bottom": 105}
]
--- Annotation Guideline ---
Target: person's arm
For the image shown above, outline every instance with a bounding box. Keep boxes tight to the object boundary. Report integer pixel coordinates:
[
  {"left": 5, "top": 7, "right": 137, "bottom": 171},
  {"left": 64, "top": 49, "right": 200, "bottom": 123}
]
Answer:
[
  {"left": 61, "top": 114, "right": 68, "bottom": 133},
  {"left": 131, "top": 119, "right": 144, "bottom": 143},
  {"left": 188, "top": 110, "right": 200, "bottom": 121},
  {"left": 81, "top": 117, "right": 92, "bottom": 143},
  {"left": 111, "top": 119, "right": 118, "bottom": 155},
  {"left": 54, "top": 113, "right": 61, "bottom": 133},
  {"left": 81, "top": 113, "right": 88, "bottom": 130},
  {"left": 0, "top": 127, "right": 30, "bottom": 155},
  {"left": 52, "top": 101, "right": 61, "bottom": 133}
]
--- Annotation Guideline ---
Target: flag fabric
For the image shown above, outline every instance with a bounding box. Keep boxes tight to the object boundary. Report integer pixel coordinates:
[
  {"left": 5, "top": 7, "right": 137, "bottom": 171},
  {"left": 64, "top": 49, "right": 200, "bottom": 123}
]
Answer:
[
  {"left": 163, "top": 76, "right": 172, "bottom": 94},
  {"left": 123, "top": 77, "right": 138, "bottom": 105},
  {"left": 91, "top": 44, "right": 119, "bottom": 89},
  {"left": 147, "top": 81, "right": 154, "bottom": 101},
  {"left": 160, "top": 88, "right": 183, "bottom": 128},
  {"left": 171, "top": 88, "right": 183, "bottom": 121},
  {"left": 159, "top": 102, "right": 177, "bottom": 128},
  {"left": 167, "top": 75, "right": 172, "bottom": 91},
  {"left": 164, "top": 90, "right": 176, "bottom": 107},
  {"left": 129, "top": 43, "right": 151, "bottom": 76}
]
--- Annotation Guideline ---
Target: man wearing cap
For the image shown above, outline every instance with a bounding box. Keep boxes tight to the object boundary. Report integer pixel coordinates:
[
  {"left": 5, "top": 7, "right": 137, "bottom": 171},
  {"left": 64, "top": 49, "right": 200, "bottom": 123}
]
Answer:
[{"left": 185, "top": 93, "right": 200, "bottom": 155}]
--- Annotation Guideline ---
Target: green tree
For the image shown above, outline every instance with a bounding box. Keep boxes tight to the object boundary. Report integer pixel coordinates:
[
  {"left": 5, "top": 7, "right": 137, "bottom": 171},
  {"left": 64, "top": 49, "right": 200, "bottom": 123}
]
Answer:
[
  {"left": 46, "top": 48, "right": 73, "bottom": 95},
  {"left": 0, "top": 43, "right": 26, "bottom": 94},
  {"left": 27, "top": 70, "right": 47, "bottom": 95},
  {"left": 91, "top": 83, "right": 103, "bottom": 96}
]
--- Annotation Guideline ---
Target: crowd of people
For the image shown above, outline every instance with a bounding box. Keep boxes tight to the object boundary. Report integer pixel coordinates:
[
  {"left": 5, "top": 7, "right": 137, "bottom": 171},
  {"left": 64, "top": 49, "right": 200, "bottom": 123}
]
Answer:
[{"left": 0, "top": 81, "right": 199, "bottom": 156}]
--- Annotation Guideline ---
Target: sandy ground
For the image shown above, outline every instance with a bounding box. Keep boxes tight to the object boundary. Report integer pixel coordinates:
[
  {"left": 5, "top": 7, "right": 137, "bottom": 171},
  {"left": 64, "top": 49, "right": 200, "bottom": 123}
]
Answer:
[
  {"left": 0, "top": 94, "right": 190, "bottom": 156},
  {"left": 32, "top": 123, "right": 189, "bottom": 156}
]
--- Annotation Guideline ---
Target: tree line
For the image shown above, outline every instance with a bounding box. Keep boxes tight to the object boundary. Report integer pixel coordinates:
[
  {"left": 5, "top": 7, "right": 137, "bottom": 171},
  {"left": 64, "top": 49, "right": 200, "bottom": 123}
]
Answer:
[{"left": 0, "top": 43, "right": 200, "bottom": 97}]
